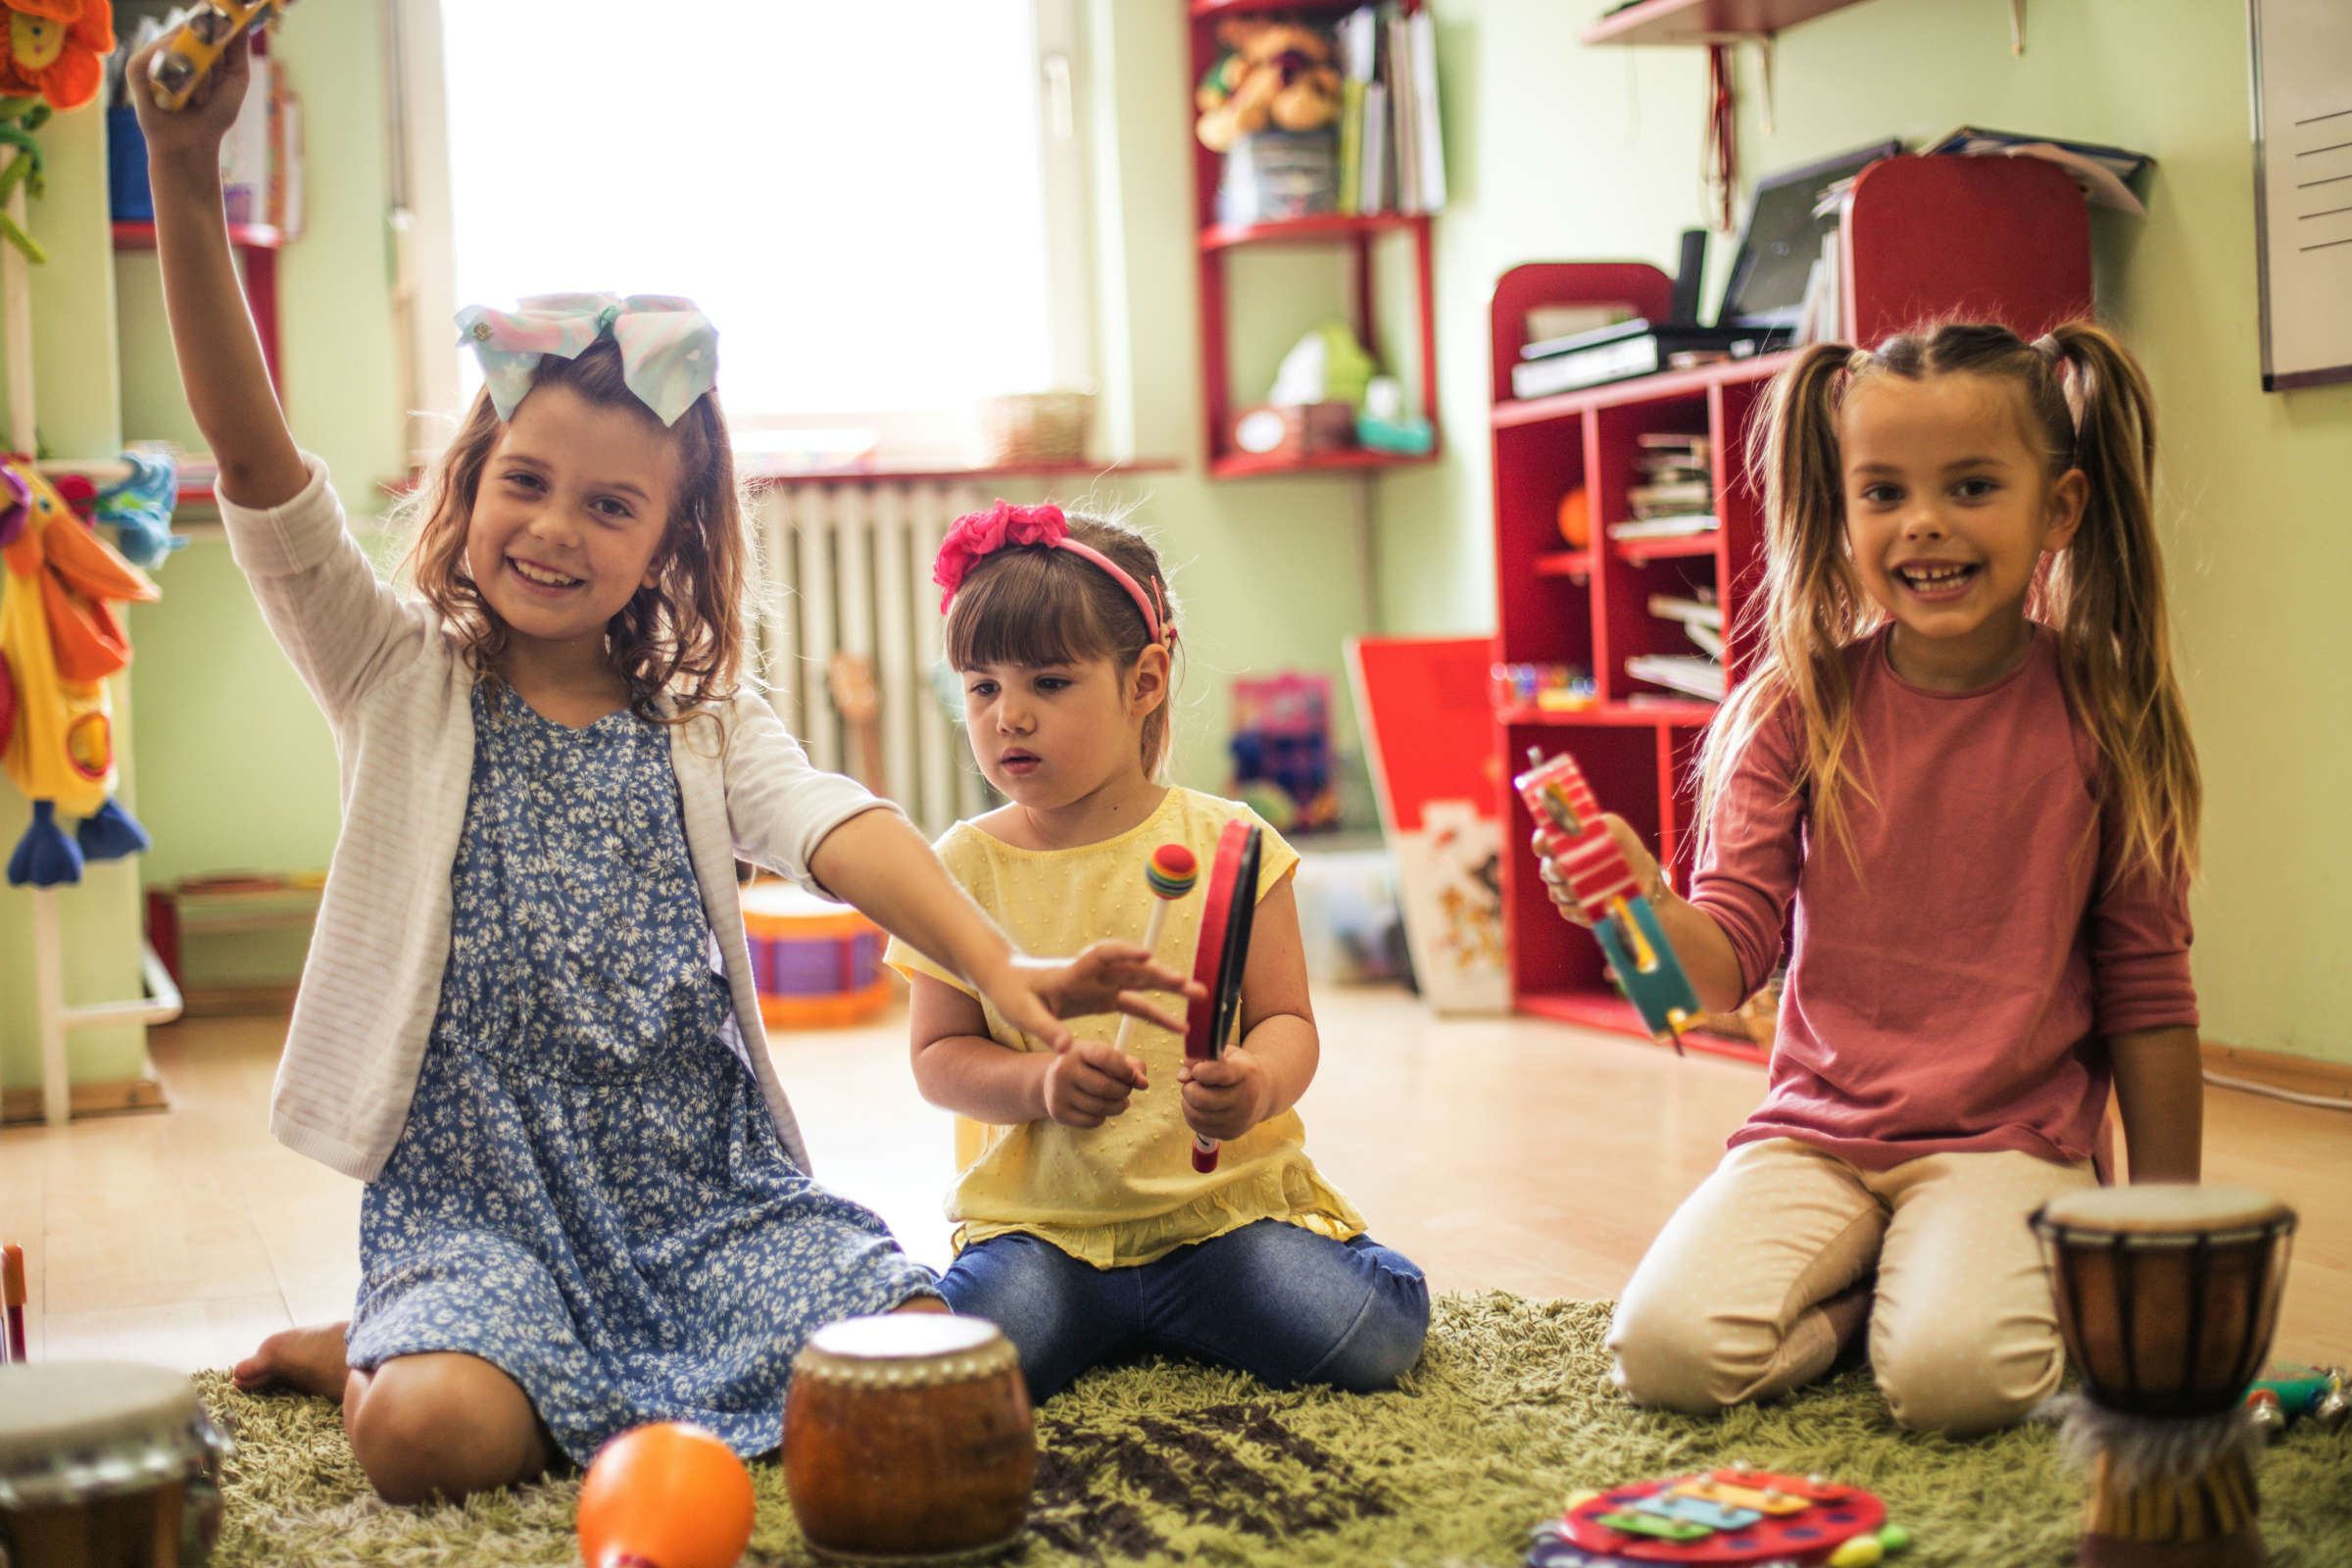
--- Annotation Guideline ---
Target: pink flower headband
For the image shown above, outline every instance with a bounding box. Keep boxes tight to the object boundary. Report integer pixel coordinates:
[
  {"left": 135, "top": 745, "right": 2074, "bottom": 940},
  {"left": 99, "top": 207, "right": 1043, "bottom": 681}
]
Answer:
[{"left": 932, "top": 501, "right": 1169, "bottom": 647}]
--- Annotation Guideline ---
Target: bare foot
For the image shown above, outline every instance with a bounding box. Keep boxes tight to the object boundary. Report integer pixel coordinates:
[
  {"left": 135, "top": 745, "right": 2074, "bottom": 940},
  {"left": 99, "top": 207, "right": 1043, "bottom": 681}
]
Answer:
[{"left": 233, "top": 1322, "right": 353, "bottom": 1397}]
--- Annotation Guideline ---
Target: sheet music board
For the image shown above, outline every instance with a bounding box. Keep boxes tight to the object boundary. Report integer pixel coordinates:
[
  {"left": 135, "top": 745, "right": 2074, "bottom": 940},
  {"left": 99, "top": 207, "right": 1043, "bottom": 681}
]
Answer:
[{"left": 2250, "top": 0, "right": 2352, "bottom": 389}]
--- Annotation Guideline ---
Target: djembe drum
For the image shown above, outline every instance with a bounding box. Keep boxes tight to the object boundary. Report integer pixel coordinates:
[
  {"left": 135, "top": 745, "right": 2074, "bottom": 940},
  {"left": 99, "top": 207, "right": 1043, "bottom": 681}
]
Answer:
[
  {"left": 0, "top": 1362, "right": 232, "bottom": 1568},
  {"left": 782, "top": 1314, "right": 1035, "bottom": 1563},
  {"left": 2033, "top": 1185, "right": 2298, "bottom": 1568}
]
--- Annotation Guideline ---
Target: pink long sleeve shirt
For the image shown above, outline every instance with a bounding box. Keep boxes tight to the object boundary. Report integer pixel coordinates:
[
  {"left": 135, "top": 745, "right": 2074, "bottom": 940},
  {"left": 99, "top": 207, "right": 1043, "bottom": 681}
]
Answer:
[{"left": 1688, "top": 624, "right": 2196, "bottom": 1172}]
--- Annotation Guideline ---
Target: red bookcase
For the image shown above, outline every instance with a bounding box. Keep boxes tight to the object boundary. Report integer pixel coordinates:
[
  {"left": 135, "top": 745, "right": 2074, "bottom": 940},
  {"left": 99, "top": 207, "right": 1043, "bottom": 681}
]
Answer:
[
  {"left": 1489, "top": 154, "right": 2092, "bottom": 1046},
  {"left": 1187, "top": 0, "right": 1440, "bottom": 479}
]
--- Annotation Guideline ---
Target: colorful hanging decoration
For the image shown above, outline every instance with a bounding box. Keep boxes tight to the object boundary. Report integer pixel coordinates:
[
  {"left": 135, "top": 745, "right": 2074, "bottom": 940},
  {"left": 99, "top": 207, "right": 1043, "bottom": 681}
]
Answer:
[
  {"left": 1, "top": 454, "right": 158, "bottom": 887},
  {"left": 0, "top": 0, "right": 115, "bottom": 112}
]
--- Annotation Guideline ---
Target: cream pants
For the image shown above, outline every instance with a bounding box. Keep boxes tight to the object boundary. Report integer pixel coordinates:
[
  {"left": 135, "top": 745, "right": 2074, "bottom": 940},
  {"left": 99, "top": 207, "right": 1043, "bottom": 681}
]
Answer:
[{"left": 1606, "top": 1138, "right": 2094, "bottom": 1434}]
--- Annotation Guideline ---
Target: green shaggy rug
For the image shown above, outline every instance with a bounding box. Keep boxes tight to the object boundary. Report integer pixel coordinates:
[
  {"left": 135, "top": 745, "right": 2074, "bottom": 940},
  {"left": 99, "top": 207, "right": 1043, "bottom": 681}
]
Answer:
[{"left": 193, "top": 1294, "right": 2352, "bottom": 1567}]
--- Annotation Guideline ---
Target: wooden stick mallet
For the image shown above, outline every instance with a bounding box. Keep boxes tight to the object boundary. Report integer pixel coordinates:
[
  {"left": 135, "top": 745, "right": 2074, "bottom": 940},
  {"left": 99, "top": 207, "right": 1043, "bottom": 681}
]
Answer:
[{"left": 1109, "top": 844, "right": 1198, "bottom": 1062}]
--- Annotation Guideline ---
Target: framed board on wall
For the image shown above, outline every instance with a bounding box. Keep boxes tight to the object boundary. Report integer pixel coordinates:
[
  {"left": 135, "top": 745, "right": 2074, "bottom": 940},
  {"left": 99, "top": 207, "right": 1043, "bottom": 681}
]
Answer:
[{"left": 2249, "top": 0, "right": 2352, "bottom": 390}]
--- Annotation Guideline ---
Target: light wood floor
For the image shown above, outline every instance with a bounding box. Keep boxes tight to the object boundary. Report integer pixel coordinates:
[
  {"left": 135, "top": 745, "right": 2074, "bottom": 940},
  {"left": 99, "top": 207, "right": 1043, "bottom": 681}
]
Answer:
[{"left": 3, "top": 987, "right": 2346, "bottom": 1375}]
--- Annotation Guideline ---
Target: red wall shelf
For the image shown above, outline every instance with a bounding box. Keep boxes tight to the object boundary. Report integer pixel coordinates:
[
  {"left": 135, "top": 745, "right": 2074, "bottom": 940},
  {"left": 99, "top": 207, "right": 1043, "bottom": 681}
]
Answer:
[
  {"left": 1187, "top": 0, "right": 1439, "bottom": 479},
  {"left": 1489, "top": 154, "right": 2094, "bottom": 1046},
  {"left": 1579, "top": 0, "right": 1876, "bottom": 47}
]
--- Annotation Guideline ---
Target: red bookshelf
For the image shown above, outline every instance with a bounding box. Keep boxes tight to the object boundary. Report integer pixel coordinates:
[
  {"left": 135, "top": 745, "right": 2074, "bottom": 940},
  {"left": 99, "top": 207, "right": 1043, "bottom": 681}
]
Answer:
[
  {"left": 1187, "top": 1, "right": 1440, "bottom": 479},
  {"left": 1490, "top": 154, "right": 2094, "bottom": 1043}
]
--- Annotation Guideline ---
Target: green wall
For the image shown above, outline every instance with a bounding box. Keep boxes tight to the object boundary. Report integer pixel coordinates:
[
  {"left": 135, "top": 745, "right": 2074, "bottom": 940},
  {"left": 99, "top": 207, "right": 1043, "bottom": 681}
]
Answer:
[{"left": 1376, "top": 0, "right": 2352, "bottom": 1065}]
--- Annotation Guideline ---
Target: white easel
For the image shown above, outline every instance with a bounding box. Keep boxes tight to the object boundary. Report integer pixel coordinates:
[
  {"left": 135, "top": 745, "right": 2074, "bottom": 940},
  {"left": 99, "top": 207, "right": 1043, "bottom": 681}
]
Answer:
[{"left": 5, "top": 181, "right": 182, "bottom": 1129}]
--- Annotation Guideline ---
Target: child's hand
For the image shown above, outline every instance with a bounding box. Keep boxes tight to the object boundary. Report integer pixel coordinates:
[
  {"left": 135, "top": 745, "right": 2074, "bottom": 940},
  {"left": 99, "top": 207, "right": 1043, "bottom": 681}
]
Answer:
[
  {"left": 995, "top": 943, "right": 1203, "bottom": 1040},
  {"left": 128, "top": 32, "right": 250, "bottom": 170},
  {"left": 1533, "top": 811, "right": 1662, "bottom": 928},
  {"left": 1040, "top": 1039, "right": 1149, "bottom": 1129},
  {"left": 1178, "top": 1049, "right": 1271, "bottom": 1145}
]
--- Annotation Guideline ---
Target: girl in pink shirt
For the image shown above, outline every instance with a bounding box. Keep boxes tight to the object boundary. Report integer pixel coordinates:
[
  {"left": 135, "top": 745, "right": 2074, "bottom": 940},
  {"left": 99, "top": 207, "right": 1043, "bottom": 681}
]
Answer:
[{"left": 1552, "top": 320, "right": 2202, "bottom": 1434}]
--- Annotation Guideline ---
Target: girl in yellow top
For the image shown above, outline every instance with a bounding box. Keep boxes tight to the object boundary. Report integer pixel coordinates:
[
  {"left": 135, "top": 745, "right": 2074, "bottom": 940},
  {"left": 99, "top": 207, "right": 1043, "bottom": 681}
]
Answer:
[{"left": 887, "top": 502, "right": 1429, "bottom": 1401}]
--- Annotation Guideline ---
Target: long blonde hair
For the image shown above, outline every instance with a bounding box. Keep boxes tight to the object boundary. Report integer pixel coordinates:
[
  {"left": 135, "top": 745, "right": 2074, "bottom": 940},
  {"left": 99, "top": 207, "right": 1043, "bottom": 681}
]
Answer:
[
  {"left": 1697, "top": 319, "right": 2199, "bottom": 887},
  {"left": 401, "top": 338, "right": 753, "bottom": 724}
]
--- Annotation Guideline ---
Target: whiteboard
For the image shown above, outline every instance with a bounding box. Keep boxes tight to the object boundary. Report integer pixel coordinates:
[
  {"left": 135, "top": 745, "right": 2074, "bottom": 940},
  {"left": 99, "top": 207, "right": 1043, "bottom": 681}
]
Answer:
[{"left": 2250, "top": 0, "right": 2352, "bottom": 389}]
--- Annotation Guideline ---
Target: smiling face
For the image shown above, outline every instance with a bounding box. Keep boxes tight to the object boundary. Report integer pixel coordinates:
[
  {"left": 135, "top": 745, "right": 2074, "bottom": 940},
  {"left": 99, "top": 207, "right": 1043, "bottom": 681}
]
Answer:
[
  {"left": 463, "top": 382, "right": 680, "bottom": 678},
  {"left": 961, "top": 651, "right": 1166, "bottom": 812},
  {"left": 1839, "top": 370, "right": 2085, "bottom": 690}
]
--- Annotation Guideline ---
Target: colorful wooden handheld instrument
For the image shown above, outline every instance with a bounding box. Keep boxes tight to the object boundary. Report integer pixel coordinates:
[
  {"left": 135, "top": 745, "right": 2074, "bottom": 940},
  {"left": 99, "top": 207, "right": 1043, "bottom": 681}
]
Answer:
[
  {"left": 1108, "top": 843, "right": 1198, "bottom": 1064},
  {"left": 1514, "top": 748, "right": 1699, "bottom": 1053},
  {"left": 1184, "top": 819, "right": 1262, "bottom": 1173},
  {"left": 2032, "top": 1184, "right": 2298, "bottom": 1568},
  {"left": 1528, "top": 1467, "right": 1910, "bottom": 1566},
  {"left": 144, "top": 0, "right": 297, "bottom": 114},
  {"left": 576, "top": 1421, "right": 755, "bottom": 1568}
]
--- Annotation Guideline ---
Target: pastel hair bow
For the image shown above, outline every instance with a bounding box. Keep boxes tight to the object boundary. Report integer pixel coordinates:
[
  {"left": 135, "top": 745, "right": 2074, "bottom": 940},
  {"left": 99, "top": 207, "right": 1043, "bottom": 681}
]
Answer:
[
  {"left": 455, "top": 293, "right": 719, "bottom": 427},
  {"left": 933, "top": 500, "right": 1167, "bottom": 646}
]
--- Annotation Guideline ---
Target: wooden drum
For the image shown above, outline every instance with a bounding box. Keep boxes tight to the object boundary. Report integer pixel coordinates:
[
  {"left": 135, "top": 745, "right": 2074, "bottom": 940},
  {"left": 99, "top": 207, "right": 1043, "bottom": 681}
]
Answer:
[
  {"left": 782, "top": 1314, "right": 1035, "bottom": 1563},
  {"left": 0, "top": 1362, "right": 231, "bottom": 1568},
  {"left": 2032, "top": 1185, "right": 2298, "bottom": 1568},
  {"left": 2034, "top": 1184, "right": 2296, "bottom": 1419},
  {"left": 741, "top": 880, "right": 890, "bottom": 1029}
]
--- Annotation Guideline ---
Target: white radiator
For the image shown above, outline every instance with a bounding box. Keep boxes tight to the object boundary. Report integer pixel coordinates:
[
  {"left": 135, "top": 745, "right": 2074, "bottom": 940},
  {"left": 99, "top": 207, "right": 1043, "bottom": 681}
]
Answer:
[{"left": 752, "top": 480, "right": 993, "bottom": 838}]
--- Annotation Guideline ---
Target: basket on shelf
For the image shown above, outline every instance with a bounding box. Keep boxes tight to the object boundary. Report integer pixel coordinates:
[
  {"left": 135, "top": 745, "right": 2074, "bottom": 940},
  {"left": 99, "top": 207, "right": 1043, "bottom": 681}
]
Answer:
[{"left": 976, "top": 389, "right": 1094, "bottom": 467}]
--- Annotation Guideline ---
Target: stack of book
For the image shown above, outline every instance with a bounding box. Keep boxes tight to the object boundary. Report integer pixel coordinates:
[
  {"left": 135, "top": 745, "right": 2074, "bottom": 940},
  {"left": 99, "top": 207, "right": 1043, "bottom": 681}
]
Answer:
[
  {"left": 1628, "top": 590, "right": 1725, "bottom": 703},
  {"left": 1333, "top": 5, "right": 1445, "bottom": 218},
  {"left": 1605, "top": 434, "right": 1717, "bottom": 542}
]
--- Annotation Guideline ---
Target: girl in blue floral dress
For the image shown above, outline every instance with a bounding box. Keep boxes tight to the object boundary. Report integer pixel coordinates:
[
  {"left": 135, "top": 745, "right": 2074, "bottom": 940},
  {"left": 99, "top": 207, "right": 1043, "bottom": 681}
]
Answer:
[{"left": 138, "top": 35, "right": 1192, "bottom": 1506}]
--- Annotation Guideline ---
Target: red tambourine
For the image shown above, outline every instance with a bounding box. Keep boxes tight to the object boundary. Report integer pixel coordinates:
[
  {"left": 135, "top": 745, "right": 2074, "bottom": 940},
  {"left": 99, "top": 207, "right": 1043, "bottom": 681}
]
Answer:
[{"left": 1183, "top": 818, "right": 1262, "bottom": 1173}]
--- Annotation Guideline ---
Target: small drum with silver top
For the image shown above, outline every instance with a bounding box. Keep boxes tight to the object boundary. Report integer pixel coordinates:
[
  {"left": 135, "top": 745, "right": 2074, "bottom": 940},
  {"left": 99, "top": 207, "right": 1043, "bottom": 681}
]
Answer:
[
  {"left": 0, "top": 1361, "right": 232, "bottom": 1568},
  {"left": 783, "top": 1313, "right": 1034, "bottom": 1563}
]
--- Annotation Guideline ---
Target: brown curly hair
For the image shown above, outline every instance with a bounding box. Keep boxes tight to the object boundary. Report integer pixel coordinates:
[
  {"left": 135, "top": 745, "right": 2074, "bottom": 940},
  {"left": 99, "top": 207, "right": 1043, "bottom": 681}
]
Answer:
[{"left": 402, "top": 338, "right": 751, "bottom": 723}]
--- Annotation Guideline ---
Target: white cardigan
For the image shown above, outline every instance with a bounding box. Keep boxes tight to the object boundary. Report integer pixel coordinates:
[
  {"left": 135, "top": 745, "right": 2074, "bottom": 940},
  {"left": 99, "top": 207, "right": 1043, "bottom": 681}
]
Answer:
[{"left": 220, "top": 457, "right": 889, "bottom": 1182}]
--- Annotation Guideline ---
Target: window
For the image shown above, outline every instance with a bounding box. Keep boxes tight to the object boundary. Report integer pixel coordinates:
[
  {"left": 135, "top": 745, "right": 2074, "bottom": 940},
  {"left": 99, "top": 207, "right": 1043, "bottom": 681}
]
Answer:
[{"left": 395, "top": 0, "right": 1091, "bottom": 460}]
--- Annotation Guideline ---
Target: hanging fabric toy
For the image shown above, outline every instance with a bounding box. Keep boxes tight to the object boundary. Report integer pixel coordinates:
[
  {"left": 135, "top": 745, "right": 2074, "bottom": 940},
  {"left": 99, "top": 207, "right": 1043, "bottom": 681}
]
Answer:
[{"left": 1, "top": 455, "right": 158, "bottom": 886}]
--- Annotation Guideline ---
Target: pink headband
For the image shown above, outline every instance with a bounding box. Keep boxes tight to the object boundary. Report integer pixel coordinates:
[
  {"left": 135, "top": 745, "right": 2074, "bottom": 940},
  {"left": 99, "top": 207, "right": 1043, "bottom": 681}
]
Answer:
[{"left": 932, "top": 500, "right": 1169, "bottom": 646}]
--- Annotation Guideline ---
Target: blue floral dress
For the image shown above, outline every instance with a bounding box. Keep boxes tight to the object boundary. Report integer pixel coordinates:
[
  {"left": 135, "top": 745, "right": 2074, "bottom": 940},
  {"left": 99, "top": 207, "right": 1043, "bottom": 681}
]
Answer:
[{"left": 345, "top": 684, "right": 936, "bottom": 1463}]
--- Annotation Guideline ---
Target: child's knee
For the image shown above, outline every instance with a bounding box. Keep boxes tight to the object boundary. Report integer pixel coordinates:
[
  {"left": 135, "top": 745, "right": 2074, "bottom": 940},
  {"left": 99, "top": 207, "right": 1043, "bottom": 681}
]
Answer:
[
  {"left": 1311, "top": 1277, "right": 1430, "bottom": 1392},
  {"left": 348, "top": 1355, "right": 539, "bottom": 1504},
  {"left": 1873, "top": 1321, "right": 2063, "bottom": 1435},
  {"left": 1606, "top": 1295, "right": 1773, "bottom": 1414}
]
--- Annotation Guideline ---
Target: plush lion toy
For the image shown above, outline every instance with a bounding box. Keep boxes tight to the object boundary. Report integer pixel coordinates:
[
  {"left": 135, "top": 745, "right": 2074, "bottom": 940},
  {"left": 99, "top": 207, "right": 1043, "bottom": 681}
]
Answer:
[{"left": 1195, "top": 19, "right": 1342, "bottom": 154}]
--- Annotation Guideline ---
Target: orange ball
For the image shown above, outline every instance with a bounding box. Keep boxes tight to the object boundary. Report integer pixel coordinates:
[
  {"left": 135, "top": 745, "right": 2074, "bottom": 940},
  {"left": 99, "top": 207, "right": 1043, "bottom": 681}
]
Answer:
[
  {"left": 1555, "top": 486, "right": 1591, "bottom": 548},
  {"left": 577, "top": 1422, "right": 757, "bottom": 1568}
]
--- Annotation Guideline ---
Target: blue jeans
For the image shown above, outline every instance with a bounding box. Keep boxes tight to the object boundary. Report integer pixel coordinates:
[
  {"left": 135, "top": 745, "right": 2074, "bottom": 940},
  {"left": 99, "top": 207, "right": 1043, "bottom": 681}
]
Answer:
[{"left": 938, "top": 1220, "right": 1430, "bottom": 1402}]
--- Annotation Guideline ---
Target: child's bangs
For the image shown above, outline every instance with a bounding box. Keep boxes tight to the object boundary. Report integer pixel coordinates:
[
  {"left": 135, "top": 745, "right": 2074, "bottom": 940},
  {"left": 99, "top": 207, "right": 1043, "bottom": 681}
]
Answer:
[{"left": 946, "top": 550, "right": 1118, "bottom": 671}]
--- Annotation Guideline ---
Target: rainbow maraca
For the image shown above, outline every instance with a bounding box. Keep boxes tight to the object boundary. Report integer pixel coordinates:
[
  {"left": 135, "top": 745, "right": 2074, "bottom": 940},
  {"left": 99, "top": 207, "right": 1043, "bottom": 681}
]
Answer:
[
  {"left": 1110, "top": 844, "right": 1198, "bottom": 1057},
  {"left": 1146, "top": 843, "right": 1199, "bottom": 902}
]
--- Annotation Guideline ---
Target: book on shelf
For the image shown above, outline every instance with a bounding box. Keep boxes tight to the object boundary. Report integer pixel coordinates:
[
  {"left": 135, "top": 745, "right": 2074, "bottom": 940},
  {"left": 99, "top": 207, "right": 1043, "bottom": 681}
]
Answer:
[
  {"left": 1683, "top": 621, "right": 1724, "bottom": 659},
  {"left": 1403, "top": 8, "right": 1445, "bottom": 213},
  {"left": 1626, "top": 654, "right": 1726, "bottom": 703},
  {"left": 1511, "top": 326, "right": 1773, "bottom": 400},
  {"left": 1359, "top": 80, "right": 1389, "bottom": 214},
  {"left": 1628, "top": 477, "right": 1713, "bottom": 514},
  {"left": 1921, "top": 124, "right": 2152, "bottom": 215},
  {"left": 1646, "top": 592, "right": 1723, "bottom": 628},
  {"left": 1607, "top": 514, "right": 1717, "bottom": 541}
]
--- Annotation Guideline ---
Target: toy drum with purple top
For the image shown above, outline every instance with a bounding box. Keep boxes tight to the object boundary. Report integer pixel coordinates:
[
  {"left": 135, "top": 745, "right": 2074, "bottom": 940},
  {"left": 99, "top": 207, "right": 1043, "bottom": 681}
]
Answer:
[{"left": 741, "top": 881, "right": 890, "bottom": 1028}]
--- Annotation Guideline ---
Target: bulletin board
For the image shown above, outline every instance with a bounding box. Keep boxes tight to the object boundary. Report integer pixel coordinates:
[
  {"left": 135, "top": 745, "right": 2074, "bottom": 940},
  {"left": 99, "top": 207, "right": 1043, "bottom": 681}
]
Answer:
[{"left": 2250, "top": 0, "right": 2352, "bottom": 390}]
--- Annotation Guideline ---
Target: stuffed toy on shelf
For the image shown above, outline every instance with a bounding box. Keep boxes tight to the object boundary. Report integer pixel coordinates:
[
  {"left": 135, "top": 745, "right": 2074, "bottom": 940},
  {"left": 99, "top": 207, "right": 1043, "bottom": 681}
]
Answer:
[
  {"left": 2, "top": 455, "right": 158, "bottom": 887},
  {"left": 1195, "top": 18, "right": 1342, "bottom": 154}
]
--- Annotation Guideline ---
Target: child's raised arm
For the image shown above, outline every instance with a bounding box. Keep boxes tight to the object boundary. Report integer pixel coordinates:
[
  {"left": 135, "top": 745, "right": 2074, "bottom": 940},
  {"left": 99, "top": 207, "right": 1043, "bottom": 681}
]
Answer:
[{"left": 127, "top": 35, "right": 307, "bottom": 511}]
